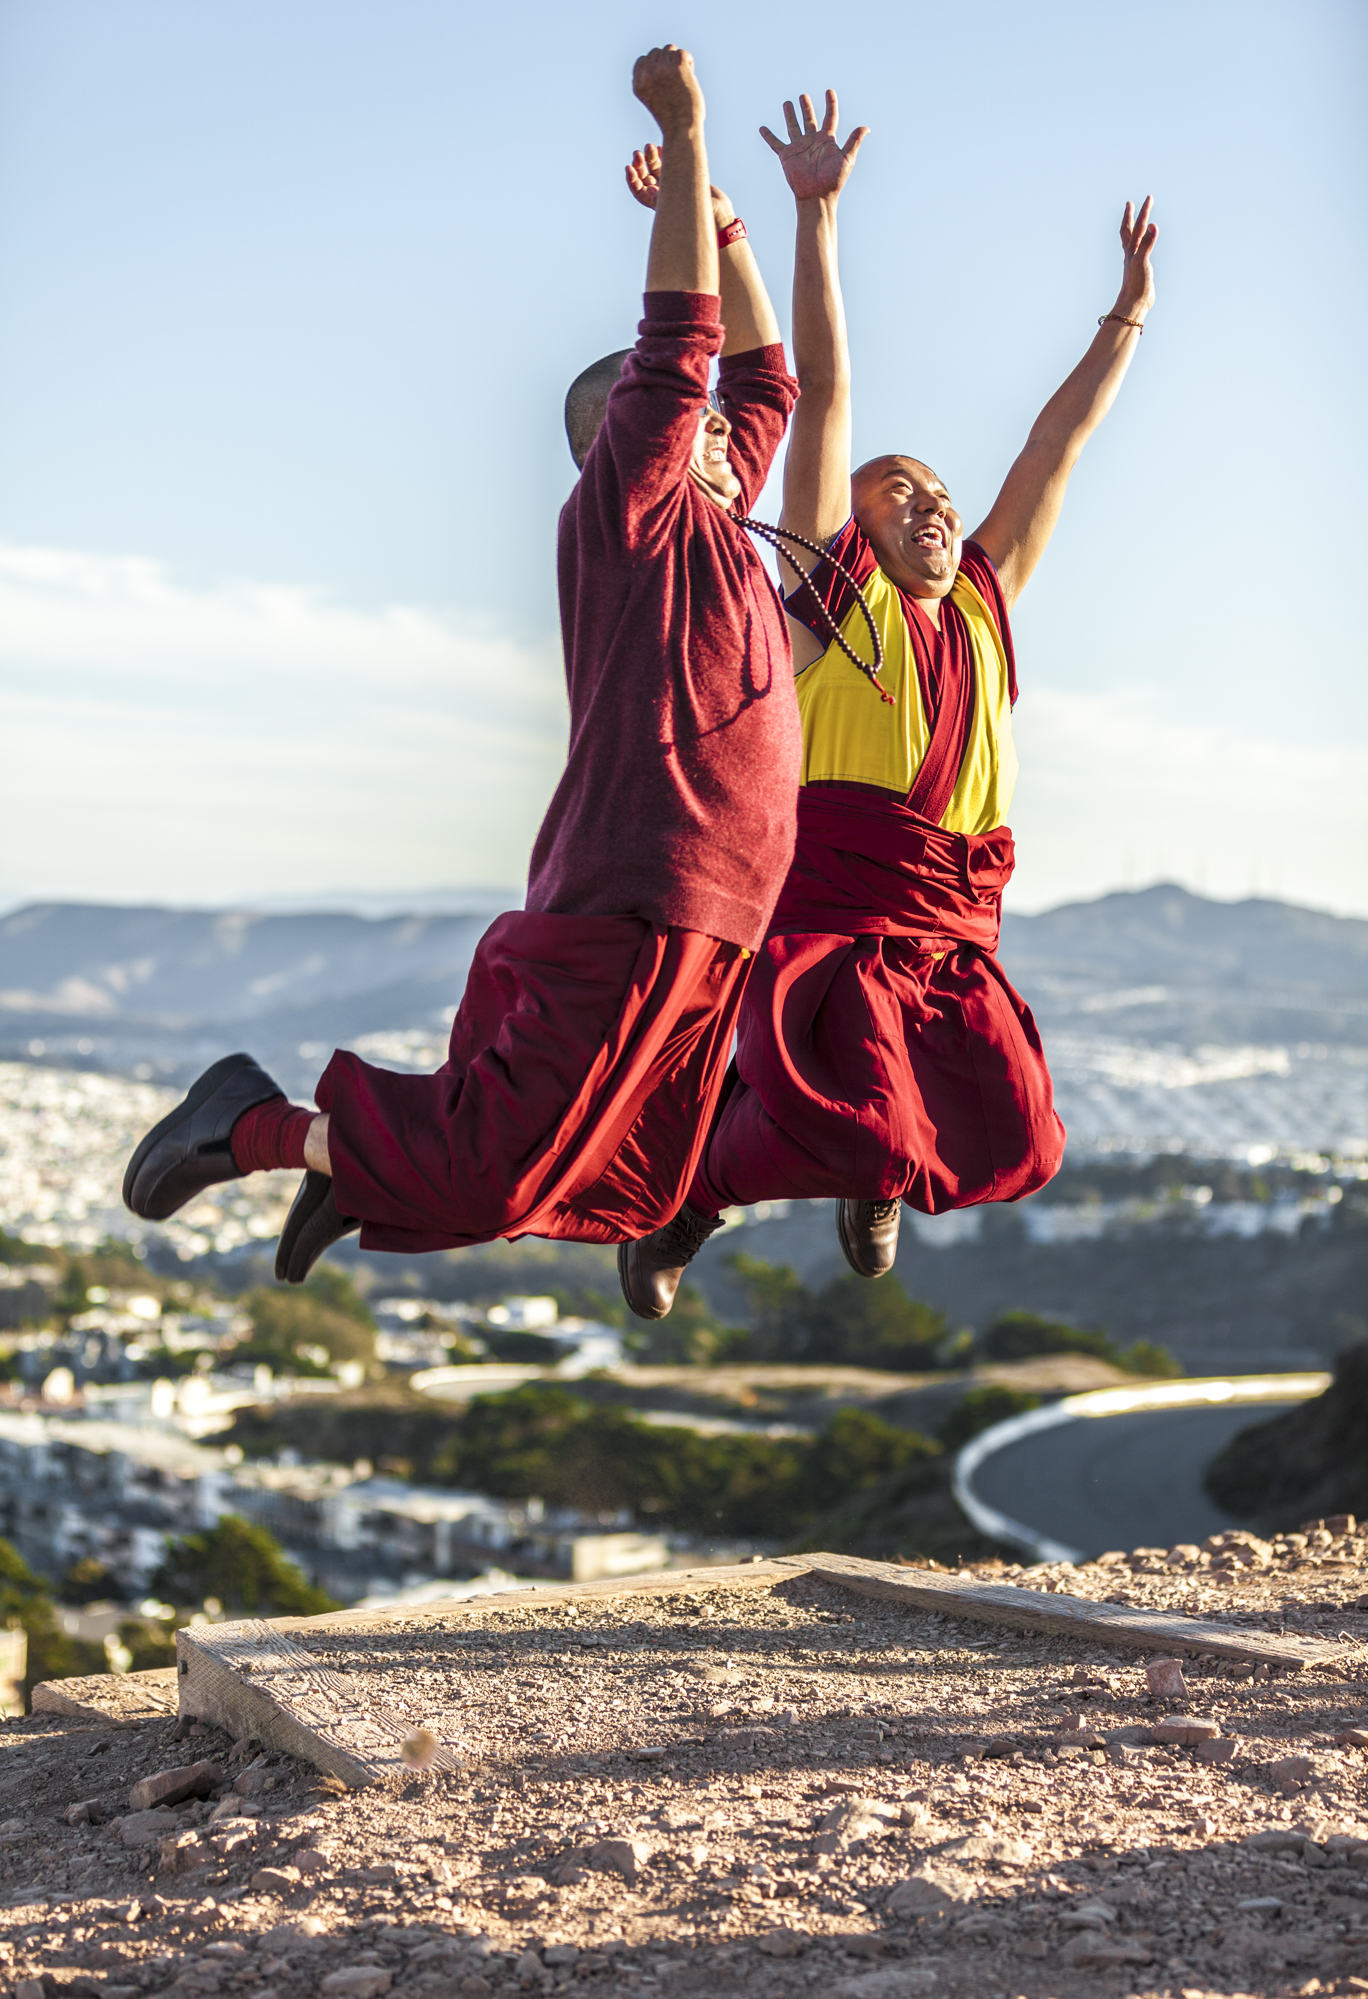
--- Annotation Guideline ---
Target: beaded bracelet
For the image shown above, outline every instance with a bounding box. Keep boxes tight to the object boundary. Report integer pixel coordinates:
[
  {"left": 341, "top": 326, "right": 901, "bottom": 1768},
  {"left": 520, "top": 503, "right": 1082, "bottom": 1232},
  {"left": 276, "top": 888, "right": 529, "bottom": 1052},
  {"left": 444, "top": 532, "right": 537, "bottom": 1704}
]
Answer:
[{"left": 1099, "top": 312, "right": 1144, "bottom": 332}]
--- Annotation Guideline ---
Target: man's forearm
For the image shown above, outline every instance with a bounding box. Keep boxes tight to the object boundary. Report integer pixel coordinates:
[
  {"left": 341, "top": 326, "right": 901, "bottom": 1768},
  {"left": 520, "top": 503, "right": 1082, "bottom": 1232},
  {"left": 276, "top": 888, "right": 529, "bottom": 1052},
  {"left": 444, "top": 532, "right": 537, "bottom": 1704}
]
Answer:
[
  {"left": 779, "top": 192, "right": 853, "bottom": 559},
  {"left": 717, "top": 209, "right": 781, "bottom": 355},
  {"left": 646, "top": 118, "right": 719, "bottom": 297},
  {"left": 791, "top": 196, "right": 849, "bottom": 396},
  {"left": 1025, "top": 315, "right": 1145, "bottom": 471}
]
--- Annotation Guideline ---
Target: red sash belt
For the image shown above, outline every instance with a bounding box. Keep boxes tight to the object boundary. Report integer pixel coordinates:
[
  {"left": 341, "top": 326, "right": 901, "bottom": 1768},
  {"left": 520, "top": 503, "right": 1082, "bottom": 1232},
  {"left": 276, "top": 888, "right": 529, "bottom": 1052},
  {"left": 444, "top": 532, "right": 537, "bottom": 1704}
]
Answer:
[{"left": 770, "top": 786, "right": 1015, "bottom": 952}]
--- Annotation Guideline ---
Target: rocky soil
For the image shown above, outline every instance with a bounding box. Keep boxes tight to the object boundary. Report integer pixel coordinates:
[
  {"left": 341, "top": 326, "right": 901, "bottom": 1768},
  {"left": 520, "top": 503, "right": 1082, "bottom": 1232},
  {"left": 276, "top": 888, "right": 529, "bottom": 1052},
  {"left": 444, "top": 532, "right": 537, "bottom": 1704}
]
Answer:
[{"left": 6, "top": 1536, "right": 1368, "bottom": 1999}]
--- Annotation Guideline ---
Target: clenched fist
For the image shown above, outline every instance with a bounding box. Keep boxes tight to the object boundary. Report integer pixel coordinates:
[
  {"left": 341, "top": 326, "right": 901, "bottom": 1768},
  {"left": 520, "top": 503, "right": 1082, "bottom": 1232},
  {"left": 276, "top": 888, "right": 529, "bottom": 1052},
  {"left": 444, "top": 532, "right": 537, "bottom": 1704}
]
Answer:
[{"left": 632, "top": 45, "right": 705, "bottom": 136}]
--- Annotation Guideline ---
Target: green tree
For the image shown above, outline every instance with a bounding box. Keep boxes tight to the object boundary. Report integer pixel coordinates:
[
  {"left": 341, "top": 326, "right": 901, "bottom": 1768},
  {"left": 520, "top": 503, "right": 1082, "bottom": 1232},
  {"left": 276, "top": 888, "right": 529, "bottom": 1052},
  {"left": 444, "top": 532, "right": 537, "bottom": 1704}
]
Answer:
[
  {"left": 978, "top": 1311, "right": 1115, "bottom": 1363},
  {"left": 807, "top": 1407, "right": 939, "bottom": 1510},
  {"left": 154, "top": 1516, "right": 337, "bottom": 1617},
  {"left": 725, "top": 1255, "right": 948, "bottom": 1369},
  {"left": 117, "top": 1616, "right": 180, "bottom": 1671},
  {"left": 1118, "top": 1341, "right": 1184, "bottom": 1378},
  {"left": 430, "top": 1383, "right": 942, "bottom": 1542},
  {"left": 233, "top": 1270, "right": 376, "bottom": 1375},
  {"left": 0, "top": 1538, "right": 105, "bottom": 1705},
  {"left": 624, "top": 1283, "right": 738, "bottom": 1366},
  {"left": 937, "top": 1385, "right": 1043, "bottom": 1451},
  {"left": 977, "top": 1309, "right": 1180, "bottom": 1376},
  {"left": 483, "top": 1329, "right": 568, "bottom": 1366}
]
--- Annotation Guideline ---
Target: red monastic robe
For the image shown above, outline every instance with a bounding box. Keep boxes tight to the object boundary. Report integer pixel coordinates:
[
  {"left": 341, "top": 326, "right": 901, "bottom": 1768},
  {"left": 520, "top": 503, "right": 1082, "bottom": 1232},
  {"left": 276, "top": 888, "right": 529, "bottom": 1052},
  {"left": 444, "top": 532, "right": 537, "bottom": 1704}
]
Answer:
[
  {"left": 314, "top": 296, "right": 801, "bottom": 1254},
  {"left": 687, "top": 528, "right": 1064, "bottom": 1218}
]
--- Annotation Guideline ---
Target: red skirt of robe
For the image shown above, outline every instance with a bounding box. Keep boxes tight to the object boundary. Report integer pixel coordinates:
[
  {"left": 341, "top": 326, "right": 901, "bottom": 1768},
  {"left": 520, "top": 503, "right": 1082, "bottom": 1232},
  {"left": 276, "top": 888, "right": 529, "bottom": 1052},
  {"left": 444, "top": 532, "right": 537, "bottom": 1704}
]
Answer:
[
  {"left": 315, "top": 911, "right": 748, "bottom": 1253},
  {"left": 688, "top": 788, "right": 1064, "bottom": 1216}
]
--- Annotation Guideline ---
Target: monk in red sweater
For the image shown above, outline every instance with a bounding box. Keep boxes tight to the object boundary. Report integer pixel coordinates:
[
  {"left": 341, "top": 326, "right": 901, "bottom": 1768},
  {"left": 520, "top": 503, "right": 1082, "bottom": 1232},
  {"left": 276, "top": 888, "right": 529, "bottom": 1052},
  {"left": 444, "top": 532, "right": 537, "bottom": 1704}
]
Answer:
[
  {"left": 619, "top": 88, "right": 1158, "bottom": 1318},
  {"left": 123, "top": 46, "right": 801, "bottom": 1281}
]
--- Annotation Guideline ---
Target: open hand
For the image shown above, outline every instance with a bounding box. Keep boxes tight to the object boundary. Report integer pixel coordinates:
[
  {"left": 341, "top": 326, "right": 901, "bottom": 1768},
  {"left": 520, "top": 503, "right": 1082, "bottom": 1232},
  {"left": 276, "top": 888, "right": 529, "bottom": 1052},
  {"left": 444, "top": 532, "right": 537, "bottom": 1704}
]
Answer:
[
  {"left": 1116, "top": 197, "right": 1158, "bottom": 317},
  {"left": 760, "top": 89, "right": 867, "bottom": 203},
  {"left": 632, "top": 45, "right": 705, "bottom": 135},
  {"left": 625, "top": 143, "right": 735, "bottom": 228}
]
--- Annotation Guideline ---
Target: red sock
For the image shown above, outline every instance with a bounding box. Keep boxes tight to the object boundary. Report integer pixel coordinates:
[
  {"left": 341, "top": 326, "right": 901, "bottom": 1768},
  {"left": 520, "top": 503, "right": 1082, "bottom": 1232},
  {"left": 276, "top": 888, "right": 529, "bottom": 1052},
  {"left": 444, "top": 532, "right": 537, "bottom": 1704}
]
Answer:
[{"left": 230, "top": 1097, "right": 314, "bottom": 1175}]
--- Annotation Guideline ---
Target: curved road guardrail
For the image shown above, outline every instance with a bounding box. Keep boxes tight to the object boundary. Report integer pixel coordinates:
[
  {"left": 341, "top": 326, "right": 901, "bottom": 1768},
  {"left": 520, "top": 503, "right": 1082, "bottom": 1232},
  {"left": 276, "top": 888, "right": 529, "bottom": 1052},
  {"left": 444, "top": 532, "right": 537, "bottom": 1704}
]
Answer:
[{"left": 953, "top": 1372, "right": 1332, "bottom": 1566}]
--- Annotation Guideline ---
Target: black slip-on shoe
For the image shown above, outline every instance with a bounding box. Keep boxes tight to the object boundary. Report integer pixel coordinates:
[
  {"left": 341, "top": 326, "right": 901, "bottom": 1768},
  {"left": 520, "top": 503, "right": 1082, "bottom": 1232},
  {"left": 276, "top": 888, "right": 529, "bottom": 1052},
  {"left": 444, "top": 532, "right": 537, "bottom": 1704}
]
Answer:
[
  {"left": 123, "top": 1052, "right": 286, "bottom": 1222},
  {"left": 276, "top": 1170, "right": 360, "bottom": 1285},
  {"left": 836, "top": 1196, "right": 902, "bottom": 1278},
  {"left": 617, "top": 1202, "right": 725, "bottom": 1321}
]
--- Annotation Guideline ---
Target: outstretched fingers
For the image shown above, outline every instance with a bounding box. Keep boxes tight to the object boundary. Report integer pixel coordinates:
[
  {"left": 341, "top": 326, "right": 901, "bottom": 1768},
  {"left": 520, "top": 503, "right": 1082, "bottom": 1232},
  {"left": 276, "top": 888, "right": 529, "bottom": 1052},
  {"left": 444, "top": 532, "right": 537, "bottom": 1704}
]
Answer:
[
  {"left": 625, "top": 147, "right": 661, "bottom": 209},
  {"left": 1120, "top": 194, "right": 1155, "bottom": 253}
]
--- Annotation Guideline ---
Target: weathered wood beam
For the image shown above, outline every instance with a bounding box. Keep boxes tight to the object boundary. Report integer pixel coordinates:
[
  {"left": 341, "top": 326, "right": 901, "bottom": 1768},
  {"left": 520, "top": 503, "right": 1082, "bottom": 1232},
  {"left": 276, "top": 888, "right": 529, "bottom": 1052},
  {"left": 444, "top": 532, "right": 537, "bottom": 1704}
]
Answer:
[
  {"left": 803, "top": 1553, "right": 1351, "bottom": 1671},
  {"left": 176, "top": 1616, "right": 474, "bottom": 1788},
  {"left": 170, "top": 1552, "right": 1351, "bottom": 1790},
  {"left": 31, "top": 1665, "right": 179, "bottom": 1722},
  {"left": 257, "top": 1558, "right": 810, "bottom": 1640}
]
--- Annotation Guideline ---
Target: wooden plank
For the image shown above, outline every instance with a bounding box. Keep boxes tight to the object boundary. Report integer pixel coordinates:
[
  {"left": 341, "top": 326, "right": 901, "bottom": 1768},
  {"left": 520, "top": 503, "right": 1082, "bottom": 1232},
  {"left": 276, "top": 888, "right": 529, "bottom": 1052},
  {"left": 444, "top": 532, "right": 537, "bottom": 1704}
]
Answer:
[
  {"left": 31, "top": 1665, "right": 179, "bottom": 1722},
  {"left": 176, "top": 1616, "right": 478, "bottom": 1788},
  {"left": 255, "top": 1558, "right": 810, "bottom": 1642},
  {"left": 803, "top": 1552, "right": 1350, "bottom": 1671},
  {"left": 176, "top": 1562, "right": 810, "bottom": 1786}
]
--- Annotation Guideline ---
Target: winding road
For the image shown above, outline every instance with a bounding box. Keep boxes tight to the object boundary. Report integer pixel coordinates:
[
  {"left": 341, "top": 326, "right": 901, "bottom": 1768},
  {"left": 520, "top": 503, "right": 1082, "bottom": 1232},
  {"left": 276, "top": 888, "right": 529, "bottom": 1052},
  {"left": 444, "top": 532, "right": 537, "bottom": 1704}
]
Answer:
[{"left": 967, "top": 1400, "right": 1300, "bottom": 1557}]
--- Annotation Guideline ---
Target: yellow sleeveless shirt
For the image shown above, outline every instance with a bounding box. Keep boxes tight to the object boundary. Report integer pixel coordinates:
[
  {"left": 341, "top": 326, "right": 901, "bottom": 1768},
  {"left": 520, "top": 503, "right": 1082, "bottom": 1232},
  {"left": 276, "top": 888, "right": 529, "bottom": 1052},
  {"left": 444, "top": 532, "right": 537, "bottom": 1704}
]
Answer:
[{"left": 795, "top": 559, "right": 1017, "bottom": 836}]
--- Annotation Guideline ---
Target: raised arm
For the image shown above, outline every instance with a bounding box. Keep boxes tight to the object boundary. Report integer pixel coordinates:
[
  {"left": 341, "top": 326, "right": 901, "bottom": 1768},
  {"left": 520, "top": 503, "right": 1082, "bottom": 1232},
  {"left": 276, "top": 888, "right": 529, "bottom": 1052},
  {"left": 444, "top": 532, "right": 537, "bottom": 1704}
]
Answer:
[
  {"left": 632, "top": 47, "right": 717, "bottom": 300},
  {"left": 760, "top": 93, "right": 867, "bottom": 664},
  {"left": 626, "top": 143, "right": 780, "bottom": 356},
  {"left": 971, "top": 199, "right": 1158, "bottom": 608}
]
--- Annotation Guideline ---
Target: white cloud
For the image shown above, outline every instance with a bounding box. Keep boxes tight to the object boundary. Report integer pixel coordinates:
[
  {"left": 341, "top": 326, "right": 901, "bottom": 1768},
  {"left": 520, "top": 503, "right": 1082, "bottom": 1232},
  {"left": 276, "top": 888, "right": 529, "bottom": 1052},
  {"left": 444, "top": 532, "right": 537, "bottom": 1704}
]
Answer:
[
  {"left": 1006, "top": 686, "right": 1368, "bottom": 917},
  {"left": 0, "top": 542, "right": 567, "bottom": 905},
  {"left": 2, "top": 539, "right": 1365, "bottom": 920}
]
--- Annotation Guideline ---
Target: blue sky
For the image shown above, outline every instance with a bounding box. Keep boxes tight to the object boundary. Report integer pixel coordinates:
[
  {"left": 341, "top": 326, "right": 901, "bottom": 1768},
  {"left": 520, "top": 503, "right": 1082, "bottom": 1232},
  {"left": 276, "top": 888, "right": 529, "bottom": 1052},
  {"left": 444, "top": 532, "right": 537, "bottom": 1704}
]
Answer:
[{"left": 0, "top": 0, "right": 1364, "bottom": 914}]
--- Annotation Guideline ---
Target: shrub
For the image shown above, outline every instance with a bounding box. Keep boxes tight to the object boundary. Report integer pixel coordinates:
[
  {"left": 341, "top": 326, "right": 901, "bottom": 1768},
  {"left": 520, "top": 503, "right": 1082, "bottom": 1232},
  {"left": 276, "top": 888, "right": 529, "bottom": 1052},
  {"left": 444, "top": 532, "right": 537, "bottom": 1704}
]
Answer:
[
  {"left": 937, "top": 1385, "right": 1043, "bottom": 1452},
  {"left": 155, "top": 1516, "right": 337, "bottom": 1617},
  {"left": 725, "top": 1255, "right": 949, "bottom": 1370},
  {"left": 978, "top": 1311, "right": 1114, "bottom": 1364},
  {"left": 431, "top": 1382, "right": 937, "bottom": 1541},
  {"left": 979, "top": 1310, "right": 1181, "bottom": 1377},
  {"left": 233, "top": 1269, "right": 377, "bottom": 1374},
  {"left": 0, "top": 1537, "right": 106, "bottom": 1704}
]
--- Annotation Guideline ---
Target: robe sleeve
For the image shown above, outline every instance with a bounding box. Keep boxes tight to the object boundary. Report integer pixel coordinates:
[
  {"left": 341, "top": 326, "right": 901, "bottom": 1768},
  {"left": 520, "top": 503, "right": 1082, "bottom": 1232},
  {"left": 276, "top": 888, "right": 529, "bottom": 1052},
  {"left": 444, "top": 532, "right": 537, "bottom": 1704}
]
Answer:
[
  {"left": 715, "top": 344, "right": 799, "bottom": 518},
  {"left": 782, "top": 516, "right": 880, "bottom": 639},
  {"left": 582, "top": 292, "right": 723, "bottom": 559}
]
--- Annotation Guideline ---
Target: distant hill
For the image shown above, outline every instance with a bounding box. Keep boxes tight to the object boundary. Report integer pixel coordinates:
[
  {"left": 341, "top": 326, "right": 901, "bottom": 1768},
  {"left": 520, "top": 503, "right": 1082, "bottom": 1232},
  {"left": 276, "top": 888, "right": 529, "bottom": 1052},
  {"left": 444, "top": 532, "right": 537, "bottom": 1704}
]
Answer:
[
  {"left": 3, "top": 884, "right": 1367, "bottom": 1147},
  {"left": 1001, "top": 884, "right": 1368, "bottom": 1052},
  {"left": 0, "top": 899, "right": 502, "bottom": 1092}
]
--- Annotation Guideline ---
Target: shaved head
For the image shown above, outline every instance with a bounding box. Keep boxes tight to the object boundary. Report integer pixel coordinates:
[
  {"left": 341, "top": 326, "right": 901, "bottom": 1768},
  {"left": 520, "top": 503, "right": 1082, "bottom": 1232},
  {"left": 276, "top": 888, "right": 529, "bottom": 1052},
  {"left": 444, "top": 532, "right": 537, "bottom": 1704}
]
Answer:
[
  {"left": 852, "top": 454, "right": 941, "bottom": 507},
  {"left": 851, "top": 455, "right": 963, "bottom": 602},
  {"left": 565, "top": 351, "right": 632, "bottom": 469}
]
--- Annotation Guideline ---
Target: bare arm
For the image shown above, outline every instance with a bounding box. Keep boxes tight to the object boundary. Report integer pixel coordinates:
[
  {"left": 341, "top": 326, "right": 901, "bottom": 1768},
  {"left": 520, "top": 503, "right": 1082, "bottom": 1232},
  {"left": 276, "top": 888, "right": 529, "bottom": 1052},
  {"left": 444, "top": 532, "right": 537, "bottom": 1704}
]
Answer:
[
  {"left": 632, "top": 47, "right": 717, "bottom": 299},
  {"left": 759, "top": 92, "right": 867, "bottom": 665},
  {"left": 971, "top": 199, "right": 1158, "bottom": 608},
  {"left": 625, "top": 143, "right": 780, "bottom": 356}
]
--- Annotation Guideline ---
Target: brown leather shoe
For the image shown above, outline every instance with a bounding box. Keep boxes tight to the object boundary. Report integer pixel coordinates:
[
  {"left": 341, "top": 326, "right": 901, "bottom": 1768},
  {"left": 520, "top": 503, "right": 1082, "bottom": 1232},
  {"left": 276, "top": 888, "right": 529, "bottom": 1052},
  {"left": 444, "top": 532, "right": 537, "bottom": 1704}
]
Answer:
[
  {"left": 618, "top": 1203, "right": 724, "bottom": 1321},
  {"left": 836, "top": 1197, "right": 902, "bottom": 1278}
]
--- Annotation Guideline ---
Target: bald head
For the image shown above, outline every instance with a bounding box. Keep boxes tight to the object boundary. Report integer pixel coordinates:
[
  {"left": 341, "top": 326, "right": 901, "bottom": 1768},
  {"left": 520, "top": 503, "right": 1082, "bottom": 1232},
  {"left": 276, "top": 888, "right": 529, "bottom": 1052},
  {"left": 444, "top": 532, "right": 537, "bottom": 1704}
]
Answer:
[
  {"left": 851, "top": 454, "right": 963, "bottom": 602},
  {"left": 852, "top": 454, "right": 941, "bottom": 510},
  {"left": 565, "top": 351, "right": 632, "bottom": 470}
]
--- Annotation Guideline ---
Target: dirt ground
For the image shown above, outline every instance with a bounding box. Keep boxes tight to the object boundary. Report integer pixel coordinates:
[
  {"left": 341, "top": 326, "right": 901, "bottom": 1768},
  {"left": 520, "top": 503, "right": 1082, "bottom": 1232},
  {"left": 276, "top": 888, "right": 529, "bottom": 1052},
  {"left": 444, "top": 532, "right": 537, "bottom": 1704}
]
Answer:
[{"left": 5, "top": 1526, "right": 1368, "bottom": 1999}]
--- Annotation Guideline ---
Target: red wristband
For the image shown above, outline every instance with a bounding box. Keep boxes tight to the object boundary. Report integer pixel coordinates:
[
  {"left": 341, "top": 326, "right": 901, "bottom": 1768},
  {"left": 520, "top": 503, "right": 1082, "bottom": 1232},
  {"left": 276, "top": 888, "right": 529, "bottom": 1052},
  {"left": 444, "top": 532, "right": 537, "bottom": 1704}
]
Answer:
[{"left": 717, "top": 217, "right": 747, "bottom": 249}]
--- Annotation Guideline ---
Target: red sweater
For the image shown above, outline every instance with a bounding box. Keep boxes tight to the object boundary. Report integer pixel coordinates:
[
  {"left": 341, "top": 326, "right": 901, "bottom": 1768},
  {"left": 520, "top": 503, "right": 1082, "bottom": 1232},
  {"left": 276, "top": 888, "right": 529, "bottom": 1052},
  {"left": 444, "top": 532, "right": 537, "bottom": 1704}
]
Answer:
[{"left": 525, "top": 293, "right": 801, "bottom": 952}]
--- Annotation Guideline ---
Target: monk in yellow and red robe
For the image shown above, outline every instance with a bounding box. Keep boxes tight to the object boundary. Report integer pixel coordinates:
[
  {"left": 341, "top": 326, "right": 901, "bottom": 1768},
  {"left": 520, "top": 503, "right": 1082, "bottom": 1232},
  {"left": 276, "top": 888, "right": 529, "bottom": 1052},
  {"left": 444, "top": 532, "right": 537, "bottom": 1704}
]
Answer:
[{"left": 619, "top": 88, "right": 1158, "bottom": 1316}]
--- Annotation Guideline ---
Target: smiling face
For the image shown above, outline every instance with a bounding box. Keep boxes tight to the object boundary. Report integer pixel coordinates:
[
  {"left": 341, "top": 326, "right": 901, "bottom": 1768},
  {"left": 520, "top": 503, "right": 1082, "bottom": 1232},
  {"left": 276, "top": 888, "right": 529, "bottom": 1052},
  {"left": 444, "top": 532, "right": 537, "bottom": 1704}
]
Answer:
[
  {"left": 688, "top": 405, "right": 741, "bottom": 508},
  {"left": 852, "top": 455, "right": 963, "bottom": 599}
]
